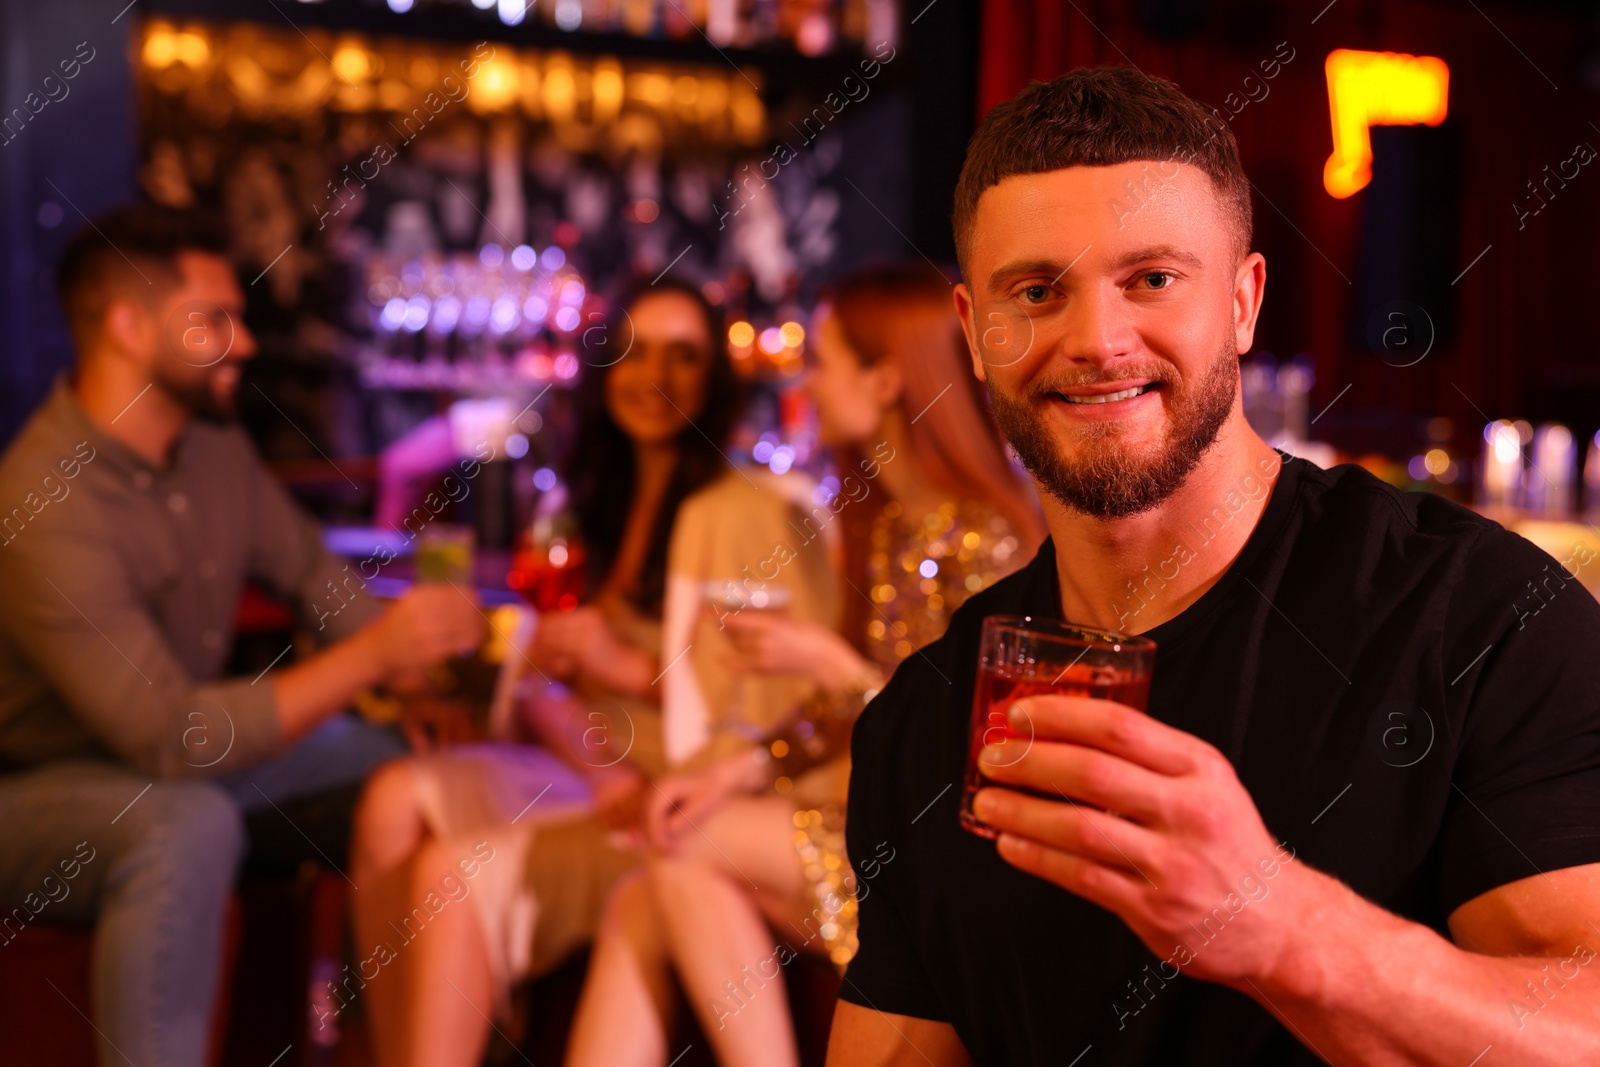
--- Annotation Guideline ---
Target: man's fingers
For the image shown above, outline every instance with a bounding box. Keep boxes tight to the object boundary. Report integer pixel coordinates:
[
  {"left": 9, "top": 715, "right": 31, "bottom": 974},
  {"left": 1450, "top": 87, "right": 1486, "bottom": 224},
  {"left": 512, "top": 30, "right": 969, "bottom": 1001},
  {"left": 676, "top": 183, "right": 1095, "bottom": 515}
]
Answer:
[
  {"left": 975, "top": 786, "right": 1160, "bottom": 876},
  {"left": 978, "top": 741, "right": 1173, "bottom": 822},
  {"left": 1008, "top": 696, "right": 1201, "bottom": 776},
  {"left": 995, "top": 832, "right": 1146, "bottom": 913}
]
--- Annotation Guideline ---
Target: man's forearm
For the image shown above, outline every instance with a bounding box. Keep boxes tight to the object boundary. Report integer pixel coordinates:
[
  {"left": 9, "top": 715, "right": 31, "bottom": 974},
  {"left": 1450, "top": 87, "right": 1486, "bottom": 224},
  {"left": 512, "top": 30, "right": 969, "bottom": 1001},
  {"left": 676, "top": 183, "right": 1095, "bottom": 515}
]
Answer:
[
  {"left": 271, "top": 628, "right": 386, "bottom": 743},
  {"left": 1248, "top": 868, "right": 1600, "bottom": 1065}
]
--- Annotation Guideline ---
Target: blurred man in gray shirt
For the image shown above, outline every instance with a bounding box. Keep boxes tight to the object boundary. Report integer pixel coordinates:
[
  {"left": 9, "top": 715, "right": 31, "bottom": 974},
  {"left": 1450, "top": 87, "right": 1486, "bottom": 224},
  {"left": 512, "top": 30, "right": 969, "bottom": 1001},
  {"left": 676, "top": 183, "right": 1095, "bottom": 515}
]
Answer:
[{"left": 0, "top": 204, "right": 484, "bottom": 1066}]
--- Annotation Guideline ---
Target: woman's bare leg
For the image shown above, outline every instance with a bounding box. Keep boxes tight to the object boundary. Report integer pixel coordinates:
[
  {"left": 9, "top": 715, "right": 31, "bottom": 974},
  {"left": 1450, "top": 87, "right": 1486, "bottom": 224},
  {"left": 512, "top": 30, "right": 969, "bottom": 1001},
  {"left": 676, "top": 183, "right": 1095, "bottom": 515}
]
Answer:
[
  {"left": 349, "top": 761, "right": 428, "bottom": 1067},
  {"left": 350, "top": 762, "right": 494, "bottom": 1067},
  {"left": 648, "top": 796, "right": 823, "bottom": 1067},
  {"left": 389, "top": 834, "right": 496, "bottom": 1067},
  {"left": 565, "top": 869, "right": 677, "bottom": 1067}
]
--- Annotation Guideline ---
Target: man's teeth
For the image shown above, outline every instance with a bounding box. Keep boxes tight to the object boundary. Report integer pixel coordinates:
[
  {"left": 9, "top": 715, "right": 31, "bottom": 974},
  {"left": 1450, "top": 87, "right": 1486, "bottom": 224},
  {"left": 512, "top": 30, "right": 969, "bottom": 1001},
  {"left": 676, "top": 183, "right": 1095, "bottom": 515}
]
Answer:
[{"left": 1062, "top": 385, "right": 1149, "bottom": 405}]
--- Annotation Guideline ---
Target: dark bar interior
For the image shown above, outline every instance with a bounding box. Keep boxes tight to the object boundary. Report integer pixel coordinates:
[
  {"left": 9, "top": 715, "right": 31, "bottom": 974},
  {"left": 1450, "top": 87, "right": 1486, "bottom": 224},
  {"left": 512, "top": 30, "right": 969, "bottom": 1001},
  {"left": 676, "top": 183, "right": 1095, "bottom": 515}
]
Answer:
[{"left": 3, "top": 1, "right": 1600, "bottom": 1064}]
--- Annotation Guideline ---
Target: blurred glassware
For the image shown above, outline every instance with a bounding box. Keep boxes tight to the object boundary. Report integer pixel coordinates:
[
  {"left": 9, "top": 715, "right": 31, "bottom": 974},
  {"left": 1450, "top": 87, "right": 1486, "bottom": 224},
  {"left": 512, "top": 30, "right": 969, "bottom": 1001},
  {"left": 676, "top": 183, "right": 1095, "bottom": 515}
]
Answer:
[
  {"left": 1526, "top": 423, "right": 1576, "bottom": 518},
  {"left": 701, "top": 580, "right": 793, "bottom": 730},
  {"left": 416, "top": 523, "right": 476, "bottom": 585},
  {"left": 507, "top": 482, "right": 587, "bottom": 612},
  {"left": 508, "top": 526, "right": 586, "bottom": 613},
  {"left": 360, "top": 242, "right": 590, "bottom": 391},
  {"left": 1241, "top": 353, "right": 1315, "bottom": 450},
  {"left": 1479, "top": 419, "right": 1525, "bottom": 511},
  {"left": 1278, "top": 359, "right": 1314, "bottom": 444},
  {"left": 1585, "top": 432, "right": 1600, "bottom": 520}
]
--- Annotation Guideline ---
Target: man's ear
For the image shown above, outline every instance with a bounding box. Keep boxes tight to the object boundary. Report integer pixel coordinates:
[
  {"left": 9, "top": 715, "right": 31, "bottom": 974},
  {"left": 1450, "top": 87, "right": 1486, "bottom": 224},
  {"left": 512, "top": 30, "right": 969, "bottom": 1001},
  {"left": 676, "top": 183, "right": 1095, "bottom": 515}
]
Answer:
[
  {"left": 1232, "top": 252, "right": 1267, "bottom": 356},
  {"left": 954, "top": 282, "right": 987, "bottom": 383},
  {"left": 102, "top": 297, "right": 155, "bottom": 360}
]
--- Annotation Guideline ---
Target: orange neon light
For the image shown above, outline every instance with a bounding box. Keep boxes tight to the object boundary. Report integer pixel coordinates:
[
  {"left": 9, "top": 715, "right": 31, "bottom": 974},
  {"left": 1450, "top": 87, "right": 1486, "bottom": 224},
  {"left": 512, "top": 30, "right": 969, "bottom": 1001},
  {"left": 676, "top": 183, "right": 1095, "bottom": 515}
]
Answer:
[{"left": 1323, "top": 49, "right": 1450, "bottom": 198}]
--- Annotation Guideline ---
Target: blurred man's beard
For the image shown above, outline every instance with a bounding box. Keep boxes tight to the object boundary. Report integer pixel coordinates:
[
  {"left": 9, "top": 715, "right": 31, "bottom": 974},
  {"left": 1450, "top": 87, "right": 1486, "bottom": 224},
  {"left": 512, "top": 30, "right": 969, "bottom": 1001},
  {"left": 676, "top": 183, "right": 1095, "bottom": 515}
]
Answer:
[
  {"left": 990, "top": 343, "right": 1239, "bottom": 519},
  {"left": 154, "top": 364, "right": 238, "bottom": 425}
]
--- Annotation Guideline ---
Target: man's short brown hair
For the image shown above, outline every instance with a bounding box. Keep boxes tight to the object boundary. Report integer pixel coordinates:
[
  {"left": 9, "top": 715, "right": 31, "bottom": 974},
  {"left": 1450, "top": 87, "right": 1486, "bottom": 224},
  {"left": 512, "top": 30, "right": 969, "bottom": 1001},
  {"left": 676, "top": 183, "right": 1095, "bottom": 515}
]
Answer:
[
  {"left": 54, "top": 202, "right": 229, "bottom": 344},
  {"left": 952, "top": 66, "right": 1253, "bottom": 277}
]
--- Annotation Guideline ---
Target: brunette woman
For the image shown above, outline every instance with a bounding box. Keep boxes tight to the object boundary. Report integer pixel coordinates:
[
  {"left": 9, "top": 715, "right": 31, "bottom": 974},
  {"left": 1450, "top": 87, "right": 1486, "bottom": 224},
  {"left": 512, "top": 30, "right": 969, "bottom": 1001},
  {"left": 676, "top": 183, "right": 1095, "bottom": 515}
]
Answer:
[{"left": 349, "top": 277, "right": 739, "bottom": 1067}]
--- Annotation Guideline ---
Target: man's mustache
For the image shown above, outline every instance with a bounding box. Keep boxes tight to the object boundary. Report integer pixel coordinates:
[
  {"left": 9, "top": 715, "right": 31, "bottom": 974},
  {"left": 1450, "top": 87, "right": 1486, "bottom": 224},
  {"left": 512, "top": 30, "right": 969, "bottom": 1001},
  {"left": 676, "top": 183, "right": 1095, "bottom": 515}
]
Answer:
[{"left": 1023, "top": 363, "right": 1180, "bottom": 399}]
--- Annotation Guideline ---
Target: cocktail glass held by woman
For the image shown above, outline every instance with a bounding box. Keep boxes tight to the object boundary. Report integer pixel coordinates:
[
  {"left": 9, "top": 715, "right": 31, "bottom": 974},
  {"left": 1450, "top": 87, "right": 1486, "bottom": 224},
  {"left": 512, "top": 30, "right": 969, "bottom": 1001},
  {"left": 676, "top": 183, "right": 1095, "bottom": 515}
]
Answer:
[
  {"left": 959, "top": 615, "right": 1156, "bottom": 839},
  {"left": 703, "top": 581, "right": 793, "bottom": 728}
]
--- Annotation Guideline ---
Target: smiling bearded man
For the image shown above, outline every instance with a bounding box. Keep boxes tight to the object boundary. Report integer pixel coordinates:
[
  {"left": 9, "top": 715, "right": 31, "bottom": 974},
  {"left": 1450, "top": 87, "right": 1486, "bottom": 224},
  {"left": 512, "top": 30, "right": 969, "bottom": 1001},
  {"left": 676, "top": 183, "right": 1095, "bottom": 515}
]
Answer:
[
  {"left": 990, "top": 339, "right": 1239, "bottom": 519},
  {"left": 824, "top": 66, "right": 1600, "bottom": 1067}
]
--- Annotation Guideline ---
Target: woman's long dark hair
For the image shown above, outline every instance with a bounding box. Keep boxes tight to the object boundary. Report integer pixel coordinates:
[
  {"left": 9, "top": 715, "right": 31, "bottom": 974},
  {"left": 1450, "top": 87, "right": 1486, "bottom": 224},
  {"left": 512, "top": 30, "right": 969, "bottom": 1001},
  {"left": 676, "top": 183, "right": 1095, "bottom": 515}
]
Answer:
[{"left": 563, "top": 275, "right": 740, "bottom": 616}]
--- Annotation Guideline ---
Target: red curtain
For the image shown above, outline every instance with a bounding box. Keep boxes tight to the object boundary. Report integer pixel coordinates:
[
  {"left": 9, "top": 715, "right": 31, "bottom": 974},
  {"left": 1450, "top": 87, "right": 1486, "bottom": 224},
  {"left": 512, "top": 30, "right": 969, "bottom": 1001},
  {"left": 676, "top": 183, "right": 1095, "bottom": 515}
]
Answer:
[{"left": 971, "top": 0, "right": 1600, "bottom": 458}]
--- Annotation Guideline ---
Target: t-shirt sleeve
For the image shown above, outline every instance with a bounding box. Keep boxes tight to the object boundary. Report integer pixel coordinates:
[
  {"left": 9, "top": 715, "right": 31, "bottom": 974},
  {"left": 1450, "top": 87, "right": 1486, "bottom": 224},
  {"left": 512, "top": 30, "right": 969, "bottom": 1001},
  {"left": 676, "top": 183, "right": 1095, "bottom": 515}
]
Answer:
[
  {"left": 1436, "top": 526, "right": 1600, "bottom": 918},
  {"left": 838, "top": 669, "right": 949, "bottom": 1021}
]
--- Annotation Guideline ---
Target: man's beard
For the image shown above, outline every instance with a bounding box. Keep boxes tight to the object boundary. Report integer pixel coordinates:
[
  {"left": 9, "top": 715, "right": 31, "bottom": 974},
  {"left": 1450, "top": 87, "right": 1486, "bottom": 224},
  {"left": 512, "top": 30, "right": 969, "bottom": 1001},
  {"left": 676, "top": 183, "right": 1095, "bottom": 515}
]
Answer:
[
  {"left": 154, "top": 363, "right": 238, "bottom": 425},
  {"left": 990, "top": 342, "right": 1239, "bottom": 519}
]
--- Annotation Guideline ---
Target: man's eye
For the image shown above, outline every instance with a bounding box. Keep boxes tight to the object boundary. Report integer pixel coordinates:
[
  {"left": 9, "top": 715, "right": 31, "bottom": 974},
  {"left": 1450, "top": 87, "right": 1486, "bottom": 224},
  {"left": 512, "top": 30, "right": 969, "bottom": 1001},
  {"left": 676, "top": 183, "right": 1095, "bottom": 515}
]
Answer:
[
  {"left": 1021, "top": 285, "right": 1050, "bottom": 303},
  {"left": 1140, "top": 272, "right": 1173, "bottom": 290}
]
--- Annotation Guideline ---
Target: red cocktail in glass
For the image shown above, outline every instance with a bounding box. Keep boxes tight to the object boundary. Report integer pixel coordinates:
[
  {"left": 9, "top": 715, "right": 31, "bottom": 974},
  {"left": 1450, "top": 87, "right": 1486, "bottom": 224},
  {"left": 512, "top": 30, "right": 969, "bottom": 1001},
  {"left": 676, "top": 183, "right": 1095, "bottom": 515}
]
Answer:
[
  {"left": 960, "top": 615, "right": 1156, "bottom": 838},
  {"left": 507, "top": 533, "right": 586, "bottom": 612}
]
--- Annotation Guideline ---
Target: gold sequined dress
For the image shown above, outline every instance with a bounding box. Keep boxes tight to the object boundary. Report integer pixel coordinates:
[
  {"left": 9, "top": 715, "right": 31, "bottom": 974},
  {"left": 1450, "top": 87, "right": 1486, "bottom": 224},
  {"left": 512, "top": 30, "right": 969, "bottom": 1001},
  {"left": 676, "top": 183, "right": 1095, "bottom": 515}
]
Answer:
[{"left": 788, "top": 498, "right": 1026, "bottom": 967}]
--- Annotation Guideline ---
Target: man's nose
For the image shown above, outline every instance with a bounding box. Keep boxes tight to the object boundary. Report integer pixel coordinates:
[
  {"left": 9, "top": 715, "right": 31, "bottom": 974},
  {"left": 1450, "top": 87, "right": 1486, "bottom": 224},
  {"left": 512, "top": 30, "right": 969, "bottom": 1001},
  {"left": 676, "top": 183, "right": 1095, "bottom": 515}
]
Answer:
[
  {"left": 1053, "top": 289, "right": 1139, "bottom": 364},
  {"left": 230, "top": 316, "right": 258, "bottom": 361}
]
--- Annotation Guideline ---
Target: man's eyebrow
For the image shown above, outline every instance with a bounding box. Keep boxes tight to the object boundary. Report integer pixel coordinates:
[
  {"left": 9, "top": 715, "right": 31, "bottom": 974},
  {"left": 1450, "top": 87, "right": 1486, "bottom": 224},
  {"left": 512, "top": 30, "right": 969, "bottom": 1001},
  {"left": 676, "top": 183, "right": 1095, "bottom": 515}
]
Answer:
[
  {"left": 983, "top": 242, "right": 1199, "bottom": 291},
  {"left": 1112, "top": 245, "right": 1204, "bottom": 271},
  {"left": 986, "top": 254, "right": 1087, "bottom": 292}
]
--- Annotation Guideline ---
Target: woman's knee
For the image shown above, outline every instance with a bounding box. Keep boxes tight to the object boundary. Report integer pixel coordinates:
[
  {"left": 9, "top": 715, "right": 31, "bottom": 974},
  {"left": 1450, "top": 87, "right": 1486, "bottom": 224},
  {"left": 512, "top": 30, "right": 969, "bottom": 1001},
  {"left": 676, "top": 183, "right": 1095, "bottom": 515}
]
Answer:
[
  {"left": 643, "top": 850, "right": 729, "bottom": 912},
  {"left": 600, "top": 868, "right": 658, "bottom": 939},
  {"left": 352, "top": 760, "right": 425, "bottom": 871},
  {"left": 654, "top": 799, "right": 801, "bottom": 889},
  {"left": 585, "top": 866, "right": 677, "bottom": 1005},
  {"left": 408, "top": 834, "right": 479, "bottom": 893}
]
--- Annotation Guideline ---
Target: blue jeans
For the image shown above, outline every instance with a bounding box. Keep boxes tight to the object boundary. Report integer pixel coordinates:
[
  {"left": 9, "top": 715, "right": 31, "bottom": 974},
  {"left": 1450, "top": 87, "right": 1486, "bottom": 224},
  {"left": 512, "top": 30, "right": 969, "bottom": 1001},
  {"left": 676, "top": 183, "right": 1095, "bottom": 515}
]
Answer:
[{"left": 0, "top": 714, "right": 402, "bottom": 1067}]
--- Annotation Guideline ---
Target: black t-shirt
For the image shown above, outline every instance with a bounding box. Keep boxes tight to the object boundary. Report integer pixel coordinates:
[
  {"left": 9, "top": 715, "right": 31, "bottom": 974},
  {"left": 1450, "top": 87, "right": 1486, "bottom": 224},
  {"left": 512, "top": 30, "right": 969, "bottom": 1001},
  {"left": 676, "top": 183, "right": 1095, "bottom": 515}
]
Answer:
[{"left": 841, "top": 454, "right": 1600, "bottom": 1065}]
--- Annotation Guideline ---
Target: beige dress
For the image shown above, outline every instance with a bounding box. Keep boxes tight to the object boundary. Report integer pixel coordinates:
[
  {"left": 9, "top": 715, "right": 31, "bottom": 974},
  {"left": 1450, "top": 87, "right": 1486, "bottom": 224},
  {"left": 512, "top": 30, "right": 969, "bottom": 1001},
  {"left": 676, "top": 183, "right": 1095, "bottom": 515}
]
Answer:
[
  {"left": 406, "top": 467, "right": 840, "bottom": 1022},
  {"left": 661, "top": 484, "right": 1028, "bottom": 968},
  {"left": 403, "top": 600, "right": 664, "bottom": 1021}
]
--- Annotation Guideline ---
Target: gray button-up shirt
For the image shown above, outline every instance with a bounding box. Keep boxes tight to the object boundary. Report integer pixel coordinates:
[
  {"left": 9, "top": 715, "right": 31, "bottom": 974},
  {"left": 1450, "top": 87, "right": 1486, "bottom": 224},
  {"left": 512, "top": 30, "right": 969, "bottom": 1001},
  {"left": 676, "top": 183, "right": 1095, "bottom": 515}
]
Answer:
[{"left": 0, "top": 378, "right": 380, "bottom": 776}]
